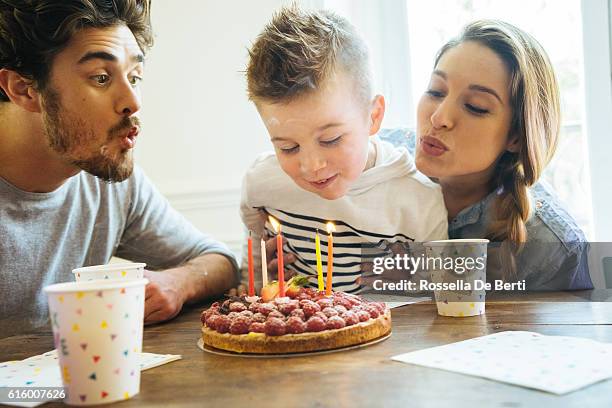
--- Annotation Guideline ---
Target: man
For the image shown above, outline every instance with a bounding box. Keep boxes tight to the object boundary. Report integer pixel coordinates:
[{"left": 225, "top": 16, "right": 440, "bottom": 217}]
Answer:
[{"left": 0, "top": 0, "right": 238, "bottom": 337}]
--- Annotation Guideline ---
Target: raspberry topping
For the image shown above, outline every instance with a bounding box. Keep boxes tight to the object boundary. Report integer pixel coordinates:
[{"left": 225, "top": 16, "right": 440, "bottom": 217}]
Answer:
[
  {"left": 316, "top": 298, "right": 334, "bottom": 309},
  {"left": 252, "top": 312, "right": 266, "bottom": 323},
  {"left": 322, "top": 307, "right": 338, "bottom": 318},
  {"left": 267, "top": 310, "right": 285, "bottom": 320},
  {"left": 249, "top": 322, "right": 265, "bottom": 333},
  {"left": 306, "top": 316, "right": 326, "bottom": 332},
  {"left": 229, "top": 302, "right": 247, "bottom": 313},
  {"left": 229, "top": 316, "right": 251, "bottom": 334},
  {"left": 215, "top": 315, "right": 231, "bottom": 333},
  {"left": 342, "top": 311, "right": 359, "bottom": 326},
  {"left": 289, "top": 308, "right": 306, "bottom": 321},
  {"left": 301, "top": 301, "right": 321, "bottom": 318},
  {"left": 326, "top": 315, "right": 346, "bottom": 330},
  {"left": 286, "top": 317, "right": 307, "bottom": 334},
  {"left": 264, "top": 317, "right": 287, "bottom": 336},
  {"left": 356, "top": 310, "right": 371, "bottom": 322}
]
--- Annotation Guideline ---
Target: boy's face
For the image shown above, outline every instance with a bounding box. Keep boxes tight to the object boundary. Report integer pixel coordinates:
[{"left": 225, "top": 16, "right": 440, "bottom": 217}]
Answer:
[
  {"left": 257, "top": 72, "right": 384, "bottom": 200},
  {"left": 40, "top": 24, "right": 144, "bottom": 182}
]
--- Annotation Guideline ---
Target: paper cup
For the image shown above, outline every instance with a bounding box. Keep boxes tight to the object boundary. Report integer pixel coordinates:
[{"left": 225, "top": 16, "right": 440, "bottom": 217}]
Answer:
[
  {"left": 44, "top": 278, "right": 148, "bottom": 405},
  {"left": 72, "top": 263, "right": 146, "bottom": 281},
  {"left": 424, "top": 239, "right": 488, "bottom": 317}
]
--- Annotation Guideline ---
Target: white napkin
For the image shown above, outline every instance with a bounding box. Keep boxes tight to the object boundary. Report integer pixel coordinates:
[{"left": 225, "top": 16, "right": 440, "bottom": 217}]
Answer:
[
  {"left": 391, "top": 331, "right": 612, "bottom": 395},
  {"left": 0, "top": 350, "right": 181, "bottom": 407}
]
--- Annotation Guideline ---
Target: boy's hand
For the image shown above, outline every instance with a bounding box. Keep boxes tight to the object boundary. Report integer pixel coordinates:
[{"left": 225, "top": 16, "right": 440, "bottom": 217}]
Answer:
[
  {"left": 228, "top": 284, "right": 247, "bottom": 297},
  {"left": 263, "top": 234, "right": 296, "bottom": 281},
  {"left": 228, "top": 234, "right": 298, "bottom": 296}
]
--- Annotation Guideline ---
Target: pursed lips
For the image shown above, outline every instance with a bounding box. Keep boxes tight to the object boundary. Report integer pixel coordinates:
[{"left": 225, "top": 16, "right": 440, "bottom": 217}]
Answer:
[
  {"left": 421, "top": 134, "right": 449, "bottom": 150},
  {"left": 118, "top": 126, "right": 139, "bottom": 149}
]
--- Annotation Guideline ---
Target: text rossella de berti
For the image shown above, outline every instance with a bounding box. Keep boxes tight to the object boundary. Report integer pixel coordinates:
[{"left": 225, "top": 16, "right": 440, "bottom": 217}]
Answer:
[{"left": 370, "top": 254, "right": 526, "bottom": 291}]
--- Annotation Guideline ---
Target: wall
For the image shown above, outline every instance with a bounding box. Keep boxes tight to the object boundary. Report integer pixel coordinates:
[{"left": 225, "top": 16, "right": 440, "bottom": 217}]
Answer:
[{"left": 137, "top": 1, "right": 293, "bottom": 256}]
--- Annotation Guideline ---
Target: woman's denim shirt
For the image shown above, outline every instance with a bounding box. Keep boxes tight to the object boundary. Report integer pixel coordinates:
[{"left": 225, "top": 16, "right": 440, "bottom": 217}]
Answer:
[{"left": 378, "top": 128, "right": 593, "bottom": 290}]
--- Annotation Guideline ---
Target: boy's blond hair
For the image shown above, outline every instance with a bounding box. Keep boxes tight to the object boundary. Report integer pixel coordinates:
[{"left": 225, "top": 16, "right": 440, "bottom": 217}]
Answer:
[{"left": 246, "top": 5, "right": 372, "bottom": 105}]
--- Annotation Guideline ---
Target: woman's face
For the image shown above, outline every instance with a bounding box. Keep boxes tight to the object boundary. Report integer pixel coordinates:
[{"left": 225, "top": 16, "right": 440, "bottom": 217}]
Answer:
[{"left": 415, "top": 41, "right": 516, "bottom": 182}]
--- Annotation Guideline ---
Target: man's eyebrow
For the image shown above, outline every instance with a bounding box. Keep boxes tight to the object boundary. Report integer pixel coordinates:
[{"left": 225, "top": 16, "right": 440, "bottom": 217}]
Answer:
[{"left": 78, "top": 51, "right": 145, "bottom": 65}]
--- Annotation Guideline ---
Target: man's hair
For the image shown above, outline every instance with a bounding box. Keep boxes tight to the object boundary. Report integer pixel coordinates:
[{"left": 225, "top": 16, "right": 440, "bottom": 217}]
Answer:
[
  {"left": 246, "top": 6, "right": 372, "bottom": 105},
  {"left": 0, "top": 0, "right": 153, "bottom": 102}
]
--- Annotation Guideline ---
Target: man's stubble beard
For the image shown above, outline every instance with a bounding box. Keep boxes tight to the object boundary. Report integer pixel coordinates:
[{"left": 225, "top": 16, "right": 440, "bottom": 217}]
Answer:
[{"left": 41, "top": 87, "right": 137, "bottom": 183}]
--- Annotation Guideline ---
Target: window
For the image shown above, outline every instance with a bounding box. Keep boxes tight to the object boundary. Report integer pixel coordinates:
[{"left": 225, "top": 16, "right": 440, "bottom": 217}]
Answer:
[
  {"left": 405, "top": 0, "right": 593, "bottom": 238},
  {"left": 323, "top": 0, "right": 598, "bottom": 239}
]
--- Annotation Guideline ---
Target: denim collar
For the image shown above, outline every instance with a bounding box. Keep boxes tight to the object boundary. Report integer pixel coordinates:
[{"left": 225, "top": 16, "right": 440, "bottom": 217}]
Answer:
[{"left": 448, "top": 188, "right": 500, "bottom": 235}]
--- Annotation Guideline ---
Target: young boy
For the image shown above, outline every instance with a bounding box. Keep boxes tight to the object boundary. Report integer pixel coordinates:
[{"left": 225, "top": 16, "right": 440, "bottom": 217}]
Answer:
[{"left": 241, "top": 6, "right": 447, "bottom": 293}]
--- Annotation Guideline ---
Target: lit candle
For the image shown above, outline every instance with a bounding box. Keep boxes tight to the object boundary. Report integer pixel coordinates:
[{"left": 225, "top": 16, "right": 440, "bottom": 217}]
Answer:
[
  {"left": 247, "top": 231, "right": 255, "bottom": 296},
  {"left": 260, "top": 237, "right": 268, "bottom": 288},
  {"left": 325, "top": 222, "right": 335, "bottom": 296},
  {"left": 315, "top": 230, "right": 324, "bottom": 291},
  {"left": 268, "top": 216, "right": 285, "bottom": 297}
]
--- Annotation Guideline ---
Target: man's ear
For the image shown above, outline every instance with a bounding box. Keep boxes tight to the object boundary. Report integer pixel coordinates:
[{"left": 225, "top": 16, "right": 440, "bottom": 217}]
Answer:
[
  {"left": 368, "top": 94, "right": 385, "bottom": 136},
  {"left": 506, "top": 133, "right": 520, "bottom": 153},
  {"left": 0, "top": 69, "right": 42, "bottom": 113}
]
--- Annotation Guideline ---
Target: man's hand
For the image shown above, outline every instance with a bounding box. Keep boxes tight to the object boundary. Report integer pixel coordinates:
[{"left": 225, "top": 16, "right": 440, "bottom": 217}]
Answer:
[
  {"left": 143, "top": 253, "right": 237, "bottom": 324},
  {"left": 143, "top": 269, "right": 186, "bottom": 324}
]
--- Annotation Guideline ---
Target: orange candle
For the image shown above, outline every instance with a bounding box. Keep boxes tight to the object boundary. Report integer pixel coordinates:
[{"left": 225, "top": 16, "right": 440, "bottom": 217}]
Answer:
[
  {"left": 325, "top": 222, "right": 335, "bottom": 296},
  {"left": 268, "top": 216, "right": 285, "bottom": 297},
  {"left": 247, "top": 231, "right": 254, "bottom": 296}
]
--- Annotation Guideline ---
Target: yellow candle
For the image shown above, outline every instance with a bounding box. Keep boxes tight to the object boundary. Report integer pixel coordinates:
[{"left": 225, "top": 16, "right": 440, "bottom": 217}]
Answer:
[{"left": 315, "top": 230, "right": 324, "bottom": 291}]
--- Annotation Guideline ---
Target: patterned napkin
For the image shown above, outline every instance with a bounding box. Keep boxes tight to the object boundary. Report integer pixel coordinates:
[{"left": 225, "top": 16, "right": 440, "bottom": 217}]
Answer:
[
  {"left": 0, "top": 350, "right": 181, "bottom": 407},
  {"left": 391, "top": 331, "right": 612, "bottom": 395}
]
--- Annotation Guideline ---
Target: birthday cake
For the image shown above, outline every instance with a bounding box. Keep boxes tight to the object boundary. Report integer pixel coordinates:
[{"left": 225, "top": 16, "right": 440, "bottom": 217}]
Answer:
[{"left": 200, "top": 278, "right": 391, "bottom": 354}]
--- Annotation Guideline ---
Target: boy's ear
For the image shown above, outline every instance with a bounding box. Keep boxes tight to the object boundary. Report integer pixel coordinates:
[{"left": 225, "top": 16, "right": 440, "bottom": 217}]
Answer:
[
  {"left": 368, "top": 94, "right": 385, "bottom": 136},
  {"left": 506, "top": 133, "right": 520, "bottom": 153},
  {"left": 0, "top": 69, "right": 43, "bottom": 113}
]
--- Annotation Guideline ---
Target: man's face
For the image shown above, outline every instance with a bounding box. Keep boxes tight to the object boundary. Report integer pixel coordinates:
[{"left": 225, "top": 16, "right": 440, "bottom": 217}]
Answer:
[
  {"left": 41, "top": 24, "right": 144, "bottom": 182},
  {"left": 257, "top": 72, "right": 379, "bottom": 200}
]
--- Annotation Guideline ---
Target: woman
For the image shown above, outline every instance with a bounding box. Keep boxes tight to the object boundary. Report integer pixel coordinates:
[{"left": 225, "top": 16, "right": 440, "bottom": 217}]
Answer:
[{"left": 381, "top": 20, "right": 592, "bottom": 290}]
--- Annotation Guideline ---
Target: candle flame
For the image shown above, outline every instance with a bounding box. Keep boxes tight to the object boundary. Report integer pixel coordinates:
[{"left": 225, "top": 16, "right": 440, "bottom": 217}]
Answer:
[
  {"left": 326, "top": 222, "right": 336, "bottom": 234},
  {"left": 269, "top": 215, "right": 281, "bottom": 234}
]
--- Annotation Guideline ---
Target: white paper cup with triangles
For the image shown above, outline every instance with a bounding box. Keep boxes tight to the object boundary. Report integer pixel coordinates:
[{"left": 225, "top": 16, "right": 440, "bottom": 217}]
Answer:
[
  {"left": 44, "top": 278, "right": 147, "bottom": 405},
  {"left": 72, "top": 263, "right": 146, "bottom": 282}
]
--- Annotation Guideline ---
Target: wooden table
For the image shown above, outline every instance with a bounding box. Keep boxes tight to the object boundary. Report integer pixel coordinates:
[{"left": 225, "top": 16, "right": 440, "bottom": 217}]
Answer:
[{"left": 3, "top": 291, "right": 612, "bottom": 407}]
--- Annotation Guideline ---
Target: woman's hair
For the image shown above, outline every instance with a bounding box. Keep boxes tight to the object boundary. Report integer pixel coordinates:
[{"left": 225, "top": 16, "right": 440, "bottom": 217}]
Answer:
[
  {"left": 435, "top": 20, "right": 560, "bottom": 260},
  {"left": 0, "top": 0, "right": 153, "bottom": 102}
]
